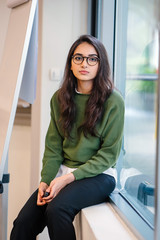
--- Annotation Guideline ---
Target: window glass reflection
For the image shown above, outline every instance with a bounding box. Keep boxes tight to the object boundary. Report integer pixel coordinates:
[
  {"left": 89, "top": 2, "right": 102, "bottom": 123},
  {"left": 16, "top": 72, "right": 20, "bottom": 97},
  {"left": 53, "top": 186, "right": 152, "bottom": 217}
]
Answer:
[{"left": 120, "top": 0, "right": 159, "bottom": 226}]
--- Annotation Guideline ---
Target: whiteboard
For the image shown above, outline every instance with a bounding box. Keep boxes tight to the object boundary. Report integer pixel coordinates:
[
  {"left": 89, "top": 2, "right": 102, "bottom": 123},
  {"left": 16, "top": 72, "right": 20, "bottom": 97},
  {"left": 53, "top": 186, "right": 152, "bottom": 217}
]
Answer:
[
  {"left": 19, "top": 3, "right": 38, "bottom": 104},
  {"left": 0, "top": 0, "right": 38, "bottom": 181}
]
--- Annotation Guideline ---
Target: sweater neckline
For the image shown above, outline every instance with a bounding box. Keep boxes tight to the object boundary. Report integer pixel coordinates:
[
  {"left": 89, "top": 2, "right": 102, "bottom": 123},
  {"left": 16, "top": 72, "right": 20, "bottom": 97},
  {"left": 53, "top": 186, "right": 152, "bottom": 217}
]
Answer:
[{"left": 75, "top": 88, "right": 90, "bottom": 96}]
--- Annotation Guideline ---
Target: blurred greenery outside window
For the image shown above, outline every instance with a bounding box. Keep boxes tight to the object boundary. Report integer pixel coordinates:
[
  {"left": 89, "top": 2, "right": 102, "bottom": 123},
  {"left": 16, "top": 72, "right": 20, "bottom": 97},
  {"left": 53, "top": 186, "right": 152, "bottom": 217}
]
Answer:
[{"left": 120, "top": 0, "right": 159, "bottom": 227}]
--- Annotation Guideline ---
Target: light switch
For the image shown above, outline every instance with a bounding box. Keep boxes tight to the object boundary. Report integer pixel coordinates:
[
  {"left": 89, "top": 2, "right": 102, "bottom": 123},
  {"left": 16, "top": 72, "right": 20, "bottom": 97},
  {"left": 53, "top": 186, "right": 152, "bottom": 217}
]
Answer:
[{"left": 49, "top": 68, "right": 62, "bottom": 81}]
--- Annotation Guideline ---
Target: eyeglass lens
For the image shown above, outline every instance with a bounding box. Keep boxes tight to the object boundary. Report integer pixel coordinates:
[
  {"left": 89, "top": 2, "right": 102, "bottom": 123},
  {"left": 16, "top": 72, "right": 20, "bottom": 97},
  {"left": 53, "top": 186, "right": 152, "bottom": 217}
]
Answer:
[{"left": 72, "top": 55, "right": 99, "bottom": 66}]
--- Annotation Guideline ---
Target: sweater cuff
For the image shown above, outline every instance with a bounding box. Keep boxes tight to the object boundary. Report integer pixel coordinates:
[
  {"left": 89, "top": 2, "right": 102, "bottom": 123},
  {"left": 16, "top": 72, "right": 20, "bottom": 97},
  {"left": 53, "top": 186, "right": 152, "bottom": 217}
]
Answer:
[
  {"left": 40, "top": 176, "right": 52, "bottom": 186},
  {"left": 72, "top": 169, "right": 96, "bottom": 180},
  {"left": 72, "top": 169, "right": 84, "bottom": 180}
]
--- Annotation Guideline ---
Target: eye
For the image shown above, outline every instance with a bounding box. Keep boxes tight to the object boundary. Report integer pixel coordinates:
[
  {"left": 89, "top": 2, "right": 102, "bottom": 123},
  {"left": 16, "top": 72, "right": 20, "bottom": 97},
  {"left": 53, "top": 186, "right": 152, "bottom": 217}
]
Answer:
[
  {"left": 89, "top": 57, "right": 98, "bottom": 62},
  {"left": 74, "top": 55, "right": 83, "bottom": 61}
]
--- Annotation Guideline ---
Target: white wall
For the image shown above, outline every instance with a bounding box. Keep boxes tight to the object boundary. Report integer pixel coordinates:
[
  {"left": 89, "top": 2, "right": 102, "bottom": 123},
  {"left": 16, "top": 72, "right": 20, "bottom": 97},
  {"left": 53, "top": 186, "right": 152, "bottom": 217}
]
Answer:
[{"left": 0, "top": 1, "right": 11, "bottom": 64}]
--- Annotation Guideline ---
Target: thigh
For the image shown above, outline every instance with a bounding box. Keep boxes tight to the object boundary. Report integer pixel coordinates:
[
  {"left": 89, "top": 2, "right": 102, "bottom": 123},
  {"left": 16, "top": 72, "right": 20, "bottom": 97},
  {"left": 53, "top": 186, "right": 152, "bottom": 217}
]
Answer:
[{"left": 48, "top": 174, "right": 115, "bottom": 215}]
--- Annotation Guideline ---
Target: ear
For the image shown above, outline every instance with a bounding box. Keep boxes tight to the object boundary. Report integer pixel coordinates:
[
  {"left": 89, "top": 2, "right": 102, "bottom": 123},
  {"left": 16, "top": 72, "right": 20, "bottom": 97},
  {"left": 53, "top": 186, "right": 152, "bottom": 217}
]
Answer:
[{"left": 70, "top": 64, "right": 73, "bottom": 71}]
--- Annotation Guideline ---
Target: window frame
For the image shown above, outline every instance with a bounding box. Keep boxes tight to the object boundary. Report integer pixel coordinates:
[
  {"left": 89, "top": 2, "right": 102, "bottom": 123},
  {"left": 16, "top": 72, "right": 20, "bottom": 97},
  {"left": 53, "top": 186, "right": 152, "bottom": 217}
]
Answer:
[{"left": 155, "top": 29, "right": 160, "bottom": 239}]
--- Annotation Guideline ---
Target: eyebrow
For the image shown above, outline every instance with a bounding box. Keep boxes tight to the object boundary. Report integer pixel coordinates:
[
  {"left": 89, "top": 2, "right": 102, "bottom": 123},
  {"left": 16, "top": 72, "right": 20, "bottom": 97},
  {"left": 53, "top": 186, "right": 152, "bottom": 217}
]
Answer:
[{"left": 74, "top": 53, "right": 98, "bottom": 57}]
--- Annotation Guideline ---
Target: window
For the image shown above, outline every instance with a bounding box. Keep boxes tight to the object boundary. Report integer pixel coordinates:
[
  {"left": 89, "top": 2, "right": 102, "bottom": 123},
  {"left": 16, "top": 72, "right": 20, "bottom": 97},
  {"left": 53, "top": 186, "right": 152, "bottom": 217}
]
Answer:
[
  {"left": 99, "top": 0, "right": 160, "bottom": 239},
  {"left": 119, "top": 0, "right": 158, "bottom": 227}
]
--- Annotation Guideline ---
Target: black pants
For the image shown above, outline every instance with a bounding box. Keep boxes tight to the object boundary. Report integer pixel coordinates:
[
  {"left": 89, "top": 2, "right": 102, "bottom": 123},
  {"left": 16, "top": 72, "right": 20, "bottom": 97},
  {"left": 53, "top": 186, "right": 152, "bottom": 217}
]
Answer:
[{"left": 10, "top": 174, "right": 115, "bottom": 240}]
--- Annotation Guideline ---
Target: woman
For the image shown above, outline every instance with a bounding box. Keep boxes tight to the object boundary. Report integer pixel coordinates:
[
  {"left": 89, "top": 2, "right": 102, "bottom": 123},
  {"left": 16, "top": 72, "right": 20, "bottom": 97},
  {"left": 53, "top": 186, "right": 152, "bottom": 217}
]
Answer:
[{"left": 10, "top": 35, "right": 124, "bottom": 240}]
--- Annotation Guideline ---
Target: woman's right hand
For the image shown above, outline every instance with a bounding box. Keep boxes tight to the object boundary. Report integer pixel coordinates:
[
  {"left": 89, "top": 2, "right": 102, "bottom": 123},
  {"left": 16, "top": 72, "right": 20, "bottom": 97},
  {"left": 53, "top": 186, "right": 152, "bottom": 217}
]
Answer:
[{"left": 37, "top": 182, "right": 49, "bottom": 206}]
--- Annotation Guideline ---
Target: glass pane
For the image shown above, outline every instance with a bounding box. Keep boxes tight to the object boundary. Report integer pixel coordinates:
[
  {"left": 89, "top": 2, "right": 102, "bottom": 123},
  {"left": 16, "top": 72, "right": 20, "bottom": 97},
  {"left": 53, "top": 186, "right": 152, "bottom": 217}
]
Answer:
[{"left": 120, "top": 0, "right": 159, "bottom": 227}]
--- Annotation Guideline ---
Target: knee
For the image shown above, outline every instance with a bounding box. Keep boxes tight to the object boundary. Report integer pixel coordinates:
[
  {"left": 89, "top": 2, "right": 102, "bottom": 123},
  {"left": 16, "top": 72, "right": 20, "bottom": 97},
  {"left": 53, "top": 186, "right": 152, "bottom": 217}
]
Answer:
[
  {"left": 45, "top": 199, "right": 75, "bottom": 223},
  {"left": 45, "top": 200, "right": 65, "bottom": 220}
]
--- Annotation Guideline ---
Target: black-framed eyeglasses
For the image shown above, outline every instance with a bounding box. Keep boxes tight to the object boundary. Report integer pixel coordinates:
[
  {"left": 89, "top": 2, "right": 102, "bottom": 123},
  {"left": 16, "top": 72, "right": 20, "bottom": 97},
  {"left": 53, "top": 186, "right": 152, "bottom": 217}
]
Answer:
[{"left": 72, "top": 54, "right": 100, "bottom": 66}]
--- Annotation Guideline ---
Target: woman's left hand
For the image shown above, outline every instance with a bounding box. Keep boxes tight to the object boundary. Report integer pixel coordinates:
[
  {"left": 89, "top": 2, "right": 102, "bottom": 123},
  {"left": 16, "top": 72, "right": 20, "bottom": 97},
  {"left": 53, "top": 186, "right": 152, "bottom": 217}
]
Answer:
[{"left": 43, "top": 173, "right": 75, "bottom": 203}]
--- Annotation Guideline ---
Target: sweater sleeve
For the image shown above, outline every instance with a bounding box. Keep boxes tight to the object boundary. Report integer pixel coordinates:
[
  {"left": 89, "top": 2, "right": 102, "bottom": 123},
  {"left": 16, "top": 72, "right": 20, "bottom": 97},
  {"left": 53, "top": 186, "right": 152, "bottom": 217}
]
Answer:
[
  {"left": 72, "top": 93, "right": 125, "bottom": 180},
  {"left": 40, "top": 97, "right": 64, "bottom": 185}
]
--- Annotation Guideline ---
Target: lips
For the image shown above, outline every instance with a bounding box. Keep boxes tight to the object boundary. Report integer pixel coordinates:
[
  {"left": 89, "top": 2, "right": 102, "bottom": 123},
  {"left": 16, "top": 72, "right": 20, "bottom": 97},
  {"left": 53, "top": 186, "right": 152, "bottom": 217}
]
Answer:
[{"left": 79, "top": 70, "right": 89, "bottom": 74}]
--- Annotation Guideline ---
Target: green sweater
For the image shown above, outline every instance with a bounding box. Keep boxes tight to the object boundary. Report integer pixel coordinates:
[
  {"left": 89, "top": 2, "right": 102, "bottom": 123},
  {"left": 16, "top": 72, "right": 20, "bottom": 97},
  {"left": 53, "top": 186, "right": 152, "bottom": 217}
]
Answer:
[{"left": 41, "top": 90, "right": 124, "bottom": 185}]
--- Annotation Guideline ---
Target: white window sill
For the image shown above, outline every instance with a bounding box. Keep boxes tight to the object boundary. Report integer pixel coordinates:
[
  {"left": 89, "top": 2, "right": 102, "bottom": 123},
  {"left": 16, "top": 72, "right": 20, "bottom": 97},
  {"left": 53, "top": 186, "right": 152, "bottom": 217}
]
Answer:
[
  {"left": 75, "top": 202, "right": 139, "bottom": 240},
  {"left": 38, "top": 201, "right": 140, "bottom": 240}
]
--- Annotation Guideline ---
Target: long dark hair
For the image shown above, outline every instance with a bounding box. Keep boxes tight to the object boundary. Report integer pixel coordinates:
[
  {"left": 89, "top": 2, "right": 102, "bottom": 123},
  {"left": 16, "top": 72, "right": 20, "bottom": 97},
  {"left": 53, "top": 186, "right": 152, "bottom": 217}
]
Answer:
[{"left": 58, "top": 35, "right": 114, "bottom": 138}]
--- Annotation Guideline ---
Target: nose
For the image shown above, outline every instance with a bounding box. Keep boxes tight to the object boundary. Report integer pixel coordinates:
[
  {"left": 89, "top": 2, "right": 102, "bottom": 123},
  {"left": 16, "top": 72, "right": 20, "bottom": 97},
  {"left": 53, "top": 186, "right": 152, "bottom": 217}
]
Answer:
[{"left": 81, "top": 57, "right": 88, "bottom": 67}]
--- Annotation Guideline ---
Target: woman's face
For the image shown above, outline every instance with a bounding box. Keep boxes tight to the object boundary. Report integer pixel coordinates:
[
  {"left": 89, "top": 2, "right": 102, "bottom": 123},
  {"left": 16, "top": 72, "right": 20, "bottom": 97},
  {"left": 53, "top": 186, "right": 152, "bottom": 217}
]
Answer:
[{"left": 71, "top": 42, "right": 99, "bottom": 83}]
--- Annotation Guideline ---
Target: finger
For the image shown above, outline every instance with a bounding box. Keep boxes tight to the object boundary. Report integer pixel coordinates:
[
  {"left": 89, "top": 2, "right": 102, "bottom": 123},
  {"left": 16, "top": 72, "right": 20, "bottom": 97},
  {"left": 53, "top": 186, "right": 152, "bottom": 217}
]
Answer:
[
  {"left": 47, "top": 189, "right": 59, "bottom": 201},
  {"left": 43, "top": 188, "right": 55, "bottom": 202},
  {"left": 45, "top": 199, "right": 52, "bottom": 203},
  {"left": 39, "top": 188, "right": 44, "bottom": 198},
  {"left": 37, "top": 193, "right": 45, "bottom": 206},
  {"left": 43, "top": 191, "right": 50, "bottom": 198},
  {"left": 37, "top": 200, "right": 46, "bottom": 206},
  {"left": 46, "top": 184, "right": 55, "bottom": 197},
  {"left": 50, "top": 186, "right": 56, "bottom": 198},
  {"left": 42, "top": 194, "right": 51, "bottom": 201}
]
